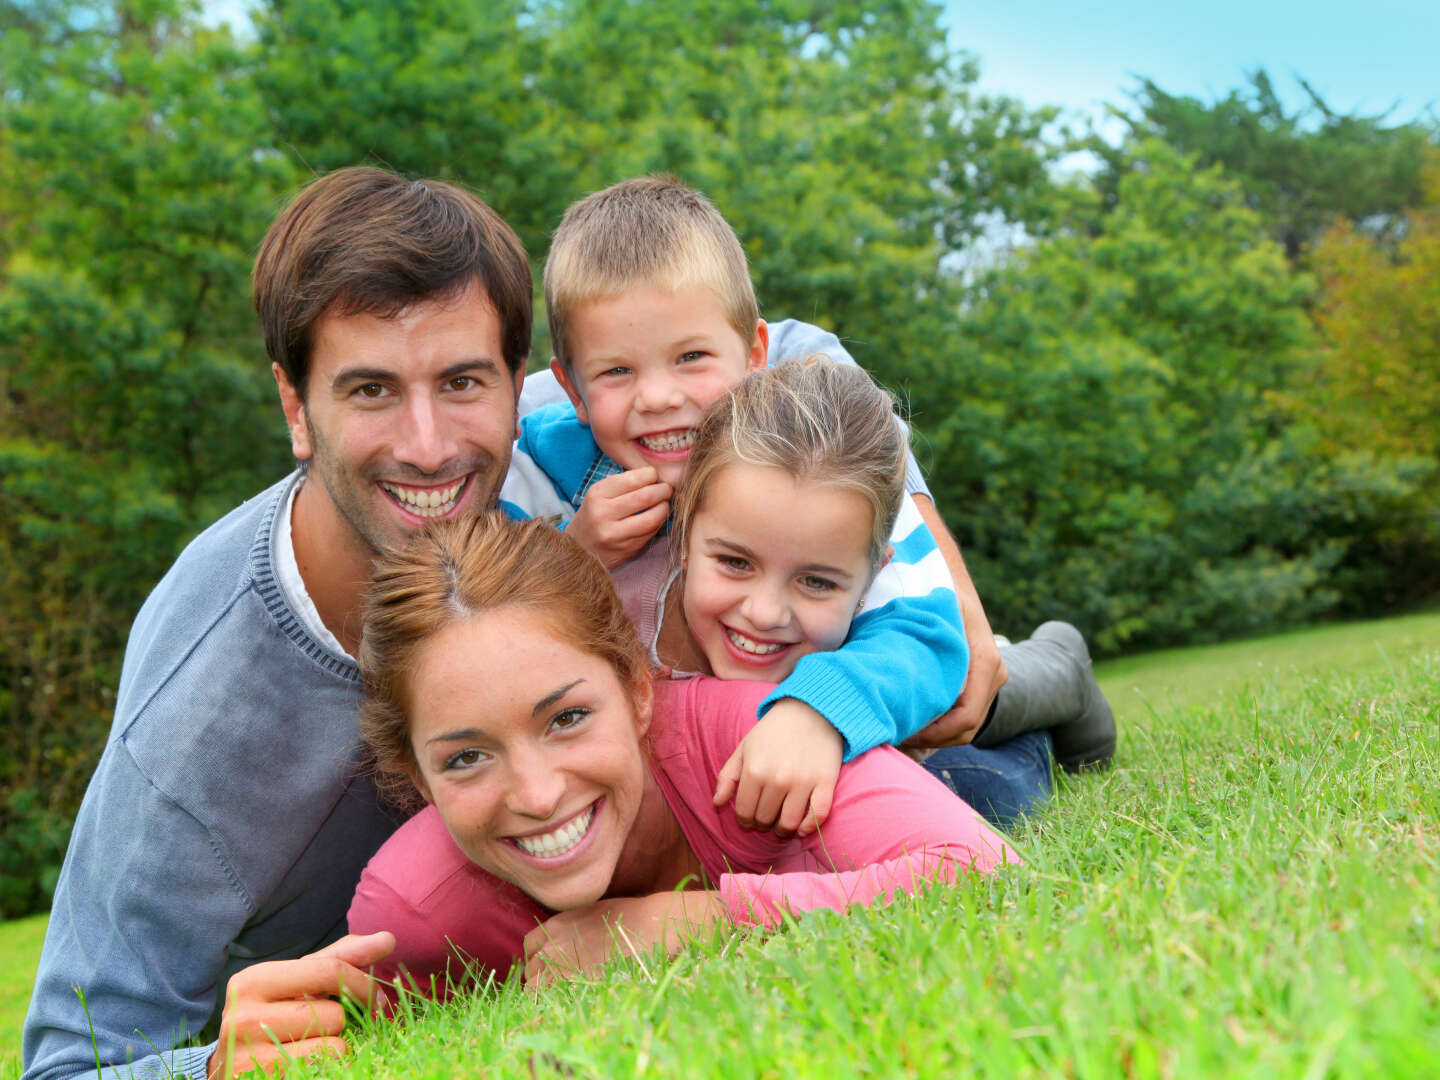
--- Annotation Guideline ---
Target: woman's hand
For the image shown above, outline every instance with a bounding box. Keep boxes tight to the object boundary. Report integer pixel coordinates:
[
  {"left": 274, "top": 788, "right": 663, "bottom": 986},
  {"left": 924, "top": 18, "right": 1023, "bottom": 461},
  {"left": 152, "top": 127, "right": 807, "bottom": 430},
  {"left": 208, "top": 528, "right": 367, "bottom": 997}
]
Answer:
[
  {"left": 523, "top": 891, "right": 727, "bottom": 988},
  {"left": 207, "top": 931, "right": 395, "bottom": 1079}
]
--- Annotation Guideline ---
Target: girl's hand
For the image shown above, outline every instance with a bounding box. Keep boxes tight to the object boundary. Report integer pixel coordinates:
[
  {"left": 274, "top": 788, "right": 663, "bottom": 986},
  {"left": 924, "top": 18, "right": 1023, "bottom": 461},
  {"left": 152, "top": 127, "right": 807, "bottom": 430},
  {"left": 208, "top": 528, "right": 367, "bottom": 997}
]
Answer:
[
  {"left": 713, "top": 699, "right": 843, "bottom": 839},
  {"left": 523, "top": 892, "right": 726, "bottom": 988},
  {"left": 566, "top": 468, "right": 672, "bottom": 568}
]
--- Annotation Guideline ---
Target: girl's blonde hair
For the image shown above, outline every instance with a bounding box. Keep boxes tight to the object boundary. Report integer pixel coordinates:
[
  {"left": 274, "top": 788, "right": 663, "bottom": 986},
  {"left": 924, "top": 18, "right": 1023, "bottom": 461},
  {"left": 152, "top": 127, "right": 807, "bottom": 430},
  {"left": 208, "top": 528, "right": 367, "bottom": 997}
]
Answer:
[
  {"left": 672, "top": 356, "right": 908, "bottom": 574},
  {"left": 358, "top": 514, "right": 647, "bottom": 807}
]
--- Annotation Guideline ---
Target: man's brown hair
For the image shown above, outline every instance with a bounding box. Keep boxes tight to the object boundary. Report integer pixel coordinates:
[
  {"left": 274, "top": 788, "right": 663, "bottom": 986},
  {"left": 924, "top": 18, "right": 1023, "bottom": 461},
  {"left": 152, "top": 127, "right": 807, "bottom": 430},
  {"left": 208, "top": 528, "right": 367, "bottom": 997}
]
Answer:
[{"left": 254, "top": 166, "right": 533, "bottom": 394}]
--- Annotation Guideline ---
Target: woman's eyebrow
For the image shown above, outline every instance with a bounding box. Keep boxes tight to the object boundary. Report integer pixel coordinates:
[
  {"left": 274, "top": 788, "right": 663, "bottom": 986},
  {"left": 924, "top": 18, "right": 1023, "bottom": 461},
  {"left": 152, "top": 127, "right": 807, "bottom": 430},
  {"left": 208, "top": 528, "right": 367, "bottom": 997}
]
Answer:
[{"left": 533, "top": 679, "right": 585, "bottom": 717}]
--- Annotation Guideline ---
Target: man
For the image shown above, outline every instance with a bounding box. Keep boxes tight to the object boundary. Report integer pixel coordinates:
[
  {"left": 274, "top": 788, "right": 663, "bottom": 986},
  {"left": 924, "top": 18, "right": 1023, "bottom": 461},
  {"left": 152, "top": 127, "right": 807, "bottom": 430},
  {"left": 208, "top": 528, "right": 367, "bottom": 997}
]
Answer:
[{"left": 22, "top": 166, "right": 533, "bottom": 1080}]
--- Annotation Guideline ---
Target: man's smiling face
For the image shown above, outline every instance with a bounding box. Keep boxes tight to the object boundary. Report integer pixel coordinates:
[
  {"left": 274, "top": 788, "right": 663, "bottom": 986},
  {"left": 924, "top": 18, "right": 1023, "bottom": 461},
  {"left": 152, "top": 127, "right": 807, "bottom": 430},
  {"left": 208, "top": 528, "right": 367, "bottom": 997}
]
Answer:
[{"left": 277, "top": 279, "right": 523, "bottom": 558}]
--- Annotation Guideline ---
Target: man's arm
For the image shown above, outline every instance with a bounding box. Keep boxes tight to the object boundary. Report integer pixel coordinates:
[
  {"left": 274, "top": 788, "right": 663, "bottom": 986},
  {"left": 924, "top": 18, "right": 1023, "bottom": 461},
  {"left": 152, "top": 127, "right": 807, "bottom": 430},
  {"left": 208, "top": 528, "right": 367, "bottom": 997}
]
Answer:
[{"left": 904, "top": 493, "right": 1008, "bottom": 749}]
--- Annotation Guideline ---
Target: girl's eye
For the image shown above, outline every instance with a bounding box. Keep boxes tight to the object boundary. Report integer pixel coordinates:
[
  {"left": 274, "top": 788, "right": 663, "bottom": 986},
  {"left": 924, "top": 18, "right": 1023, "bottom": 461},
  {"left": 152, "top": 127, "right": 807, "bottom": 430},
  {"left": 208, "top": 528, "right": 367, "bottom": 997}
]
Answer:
[
  {"left": 800, "top": 574, "right": 839, "bottom": 593},
  {"left": 443, "top": 747, "right": 489, "bottom": 771},
  {"left": 718, "top": 555, "right": 751, "bottom": 573},
  {"left": 550, "top": 706, "right": 591, "bottom": 733}
]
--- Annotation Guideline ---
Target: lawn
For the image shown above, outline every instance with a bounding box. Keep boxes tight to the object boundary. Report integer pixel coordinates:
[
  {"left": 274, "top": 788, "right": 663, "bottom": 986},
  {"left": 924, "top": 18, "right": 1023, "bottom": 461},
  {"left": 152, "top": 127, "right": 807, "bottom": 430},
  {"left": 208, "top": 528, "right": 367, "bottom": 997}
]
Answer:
[{"left": 6, "top": 610, "right": 1438, "bottom": 1078}]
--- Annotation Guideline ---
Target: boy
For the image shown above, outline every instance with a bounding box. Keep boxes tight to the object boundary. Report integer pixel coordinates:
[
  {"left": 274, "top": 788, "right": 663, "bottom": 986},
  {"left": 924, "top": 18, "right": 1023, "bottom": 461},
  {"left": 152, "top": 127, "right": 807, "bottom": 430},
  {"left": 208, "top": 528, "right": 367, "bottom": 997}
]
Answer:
[{"left": 502, "top": 177, "right": 974, "bottom": 837}]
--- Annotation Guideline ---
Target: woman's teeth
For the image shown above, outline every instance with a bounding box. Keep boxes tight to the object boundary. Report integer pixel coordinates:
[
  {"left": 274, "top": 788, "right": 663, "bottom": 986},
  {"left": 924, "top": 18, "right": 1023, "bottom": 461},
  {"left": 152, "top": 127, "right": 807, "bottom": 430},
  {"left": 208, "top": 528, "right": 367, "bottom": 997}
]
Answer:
[
  {"left": 638, "top": 430, "right": 696, "bottom": 453},
  {"left": 725, "top": 627, "right": 786, "bottom": 655},
  {"left": 514, "top": 804, "right": 596, "bottom": 858},
  {"left": 382, "top": 478, "right": 466, "bottom": 517}
]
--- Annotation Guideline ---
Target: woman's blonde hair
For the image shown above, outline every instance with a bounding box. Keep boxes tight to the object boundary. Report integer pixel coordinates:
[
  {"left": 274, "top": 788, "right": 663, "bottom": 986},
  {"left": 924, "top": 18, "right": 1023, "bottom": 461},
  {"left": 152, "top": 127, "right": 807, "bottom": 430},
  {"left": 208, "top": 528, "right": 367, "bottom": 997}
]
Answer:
[
  {"left": 671, "top": 356, "right": 908, "bottom": 574},
  {"left": 358, "top": 514, "right": 646, "bottom": 807}
]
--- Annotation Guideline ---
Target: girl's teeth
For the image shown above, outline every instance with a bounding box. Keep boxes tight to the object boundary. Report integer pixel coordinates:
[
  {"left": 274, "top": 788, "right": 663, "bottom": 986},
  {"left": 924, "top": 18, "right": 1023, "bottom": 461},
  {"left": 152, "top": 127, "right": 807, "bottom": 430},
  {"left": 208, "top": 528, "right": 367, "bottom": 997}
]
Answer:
[
  {"left": 726, "top": 628, "right": 785, "bottom": 655},
  {"left": 514, "top": 805, "right": 596, "bottom": 858},
  {"left": 382, "top": 478, "right": 466, "bottom": 517}
]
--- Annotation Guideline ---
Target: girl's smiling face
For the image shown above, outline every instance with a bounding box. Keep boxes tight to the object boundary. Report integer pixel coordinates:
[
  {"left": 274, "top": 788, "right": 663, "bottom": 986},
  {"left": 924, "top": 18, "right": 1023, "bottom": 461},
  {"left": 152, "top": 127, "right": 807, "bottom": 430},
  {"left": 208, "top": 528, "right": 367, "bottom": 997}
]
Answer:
[
  {"left": 681, "top": 463, "right": 879, "bottom": 683},
  {"left": 406, "top": 606, "right": 652, "bottom": 912}
]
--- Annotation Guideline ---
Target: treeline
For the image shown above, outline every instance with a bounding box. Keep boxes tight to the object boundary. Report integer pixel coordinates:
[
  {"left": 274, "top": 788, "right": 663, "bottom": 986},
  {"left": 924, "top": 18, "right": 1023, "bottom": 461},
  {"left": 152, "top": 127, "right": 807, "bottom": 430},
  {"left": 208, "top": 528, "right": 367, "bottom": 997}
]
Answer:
[{"left": 1, "top": 0, "right": 1436, "bottom": 917}]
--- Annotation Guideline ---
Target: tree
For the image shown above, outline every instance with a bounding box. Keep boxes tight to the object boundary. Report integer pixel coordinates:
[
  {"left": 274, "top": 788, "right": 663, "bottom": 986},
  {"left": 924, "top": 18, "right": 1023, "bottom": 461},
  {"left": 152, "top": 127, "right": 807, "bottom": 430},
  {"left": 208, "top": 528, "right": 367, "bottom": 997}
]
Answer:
[
  {"left": 923, "top": 140, "right": 1416, "bottom": 651},
  {"left": 0, "top": 0, "right": 298, "bottom": 915},
  {"left": 1091, "top": 70, "right": 1438, "bottom": 263}
]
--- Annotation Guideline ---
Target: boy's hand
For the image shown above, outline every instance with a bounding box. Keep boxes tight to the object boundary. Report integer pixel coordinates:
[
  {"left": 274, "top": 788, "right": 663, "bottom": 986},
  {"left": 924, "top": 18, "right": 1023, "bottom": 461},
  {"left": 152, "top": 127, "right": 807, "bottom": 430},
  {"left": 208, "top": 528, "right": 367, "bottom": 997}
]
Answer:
[
  {"left": 567, "top": 467, "right": 672, "bottom": 569},
  {"left": 713, "top": 699, "right": 843, "bottom": 839}
]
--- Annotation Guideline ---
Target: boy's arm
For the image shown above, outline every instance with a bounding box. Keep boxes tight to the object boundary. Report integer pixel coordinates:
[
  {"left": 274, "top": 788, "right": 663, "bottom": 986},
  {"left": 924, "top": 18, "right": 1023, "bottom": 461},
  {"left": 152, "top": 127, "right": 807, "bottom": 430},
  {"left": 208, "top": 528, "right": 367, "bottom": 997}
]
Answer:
[{"left": 903, "top": 494, "right": 1008, "bottom": 749}]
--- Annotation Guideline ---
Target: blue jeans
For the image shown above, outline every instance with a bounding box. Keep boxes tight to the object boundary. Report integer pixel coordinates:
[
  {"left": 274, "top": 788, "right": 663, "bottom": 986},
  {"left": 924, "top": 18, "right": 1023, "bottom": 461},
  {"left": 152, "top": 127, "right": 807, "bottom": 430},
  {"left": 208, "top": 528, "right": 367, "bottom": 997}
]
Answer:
[{"left": 922, "top": 730, "right": 1053, "bottom": 829}]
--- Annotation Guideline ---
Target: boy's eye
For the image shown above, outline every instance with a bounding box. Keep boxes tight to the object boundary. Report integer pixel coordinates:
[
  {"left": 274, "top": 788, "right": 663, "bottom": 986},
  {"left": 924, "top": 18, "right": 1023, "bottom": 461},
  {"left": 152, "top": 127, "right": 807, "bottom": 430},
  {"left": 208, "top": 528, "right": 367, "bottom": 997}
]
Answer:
[
  {"left": 443, "top": 747, "right": 489, "bottom": 771},
  {"left": 799, "top": 574, "right": 839, "bottom": 593},
  {"left": 599, "top": 366, "right": 631, "bottom": 378},
  {"left": 549, "top": 706, "right": 591, "bottom": 733},
  {"left": 678, "top": 351, "right": 705, "bottom": 364}
]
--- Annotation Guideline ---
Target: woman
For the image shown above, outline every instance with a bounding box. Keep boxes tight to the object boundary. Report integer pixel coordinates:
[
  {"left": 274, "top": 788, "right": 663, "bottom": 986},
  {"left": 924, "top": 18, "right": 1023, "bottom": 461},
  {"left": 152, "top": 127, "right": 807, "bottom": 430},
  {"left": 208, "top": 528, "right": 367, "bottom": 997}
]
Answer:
[{"left": 348, "top": 514, "right": 1016, "bottom": 995}]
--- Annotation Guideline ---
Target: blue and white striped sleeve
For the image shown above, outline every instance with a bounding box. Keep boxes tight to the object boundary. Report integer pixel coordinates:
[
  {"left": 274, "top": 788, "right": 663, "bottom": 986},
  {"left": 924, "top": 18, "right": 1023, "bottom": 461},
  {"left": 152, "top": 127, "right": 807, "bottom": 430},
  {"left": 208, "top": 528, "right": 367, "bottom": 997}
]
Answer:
[
  {"left": 757, "top": 495, "right": 967, "bottom": 760},
  {"left": 499, "top": 403, "right": 604, "bottom": 524}
]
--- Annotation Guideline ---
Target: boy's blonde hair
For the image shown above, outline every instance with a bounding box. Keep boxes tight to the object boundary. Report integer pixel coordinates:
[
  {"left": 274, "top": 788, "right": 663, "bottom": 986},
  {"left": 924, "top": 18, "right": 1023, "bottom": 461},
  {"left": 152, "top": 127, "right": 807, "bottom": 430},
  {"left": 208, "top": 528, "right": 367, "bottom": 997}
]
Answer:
[
  {"left": 545, "top": 176, "right": 759, "bottom": 373},
  {"left": 672, "top": 356, "right": 908, "bottom": 574}
]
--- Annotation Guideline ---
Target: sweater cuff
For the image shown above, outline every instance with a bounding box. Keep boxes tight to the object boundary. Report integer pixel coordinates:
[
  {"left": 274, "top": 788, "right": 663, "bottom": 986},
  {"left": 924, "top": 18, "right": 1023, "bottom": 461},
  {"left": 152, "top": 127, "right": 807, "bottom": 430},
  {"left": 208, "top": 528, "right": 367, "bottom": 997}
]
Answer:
[{"left": 757, "top": 669, "right": 891, "bottom": 762}]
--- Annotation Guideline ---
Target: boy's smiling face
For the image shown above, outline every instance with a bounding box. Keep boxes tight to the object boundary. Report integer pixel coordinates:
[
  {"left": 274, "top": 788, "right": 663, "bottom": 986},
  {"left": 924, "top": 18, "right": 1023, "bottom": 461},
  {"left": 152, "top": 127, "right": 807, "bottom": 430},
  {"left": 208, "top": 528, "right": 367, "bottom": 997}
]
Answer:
[{"left": 553, "top": 283, "right": 767, "bottom": 489}]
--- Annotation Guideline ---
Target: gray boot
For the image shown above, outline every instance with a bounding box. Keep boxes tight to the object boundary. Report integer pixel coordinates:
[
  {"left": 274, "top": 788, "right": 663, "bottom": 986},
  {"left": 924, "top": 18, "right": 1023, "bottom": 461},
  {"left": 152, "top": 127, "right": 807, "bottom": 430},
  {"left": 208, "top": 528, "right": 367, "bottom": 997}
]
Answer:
[{"left": 973, "top": 621, "right": 1116, "bottom": 774}]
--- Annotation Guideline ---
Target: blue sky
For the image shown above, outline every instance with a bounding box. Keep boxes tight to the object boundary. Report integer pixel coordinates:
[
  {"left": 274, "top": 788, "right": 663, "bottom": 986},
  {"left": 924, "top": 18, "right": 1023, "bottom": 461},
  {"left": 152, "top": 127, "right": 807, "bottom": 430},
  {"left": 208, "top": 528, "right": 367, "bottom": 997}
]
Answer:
[{"left": 942, "top": 0, "right": 1439, "bottom": 133}]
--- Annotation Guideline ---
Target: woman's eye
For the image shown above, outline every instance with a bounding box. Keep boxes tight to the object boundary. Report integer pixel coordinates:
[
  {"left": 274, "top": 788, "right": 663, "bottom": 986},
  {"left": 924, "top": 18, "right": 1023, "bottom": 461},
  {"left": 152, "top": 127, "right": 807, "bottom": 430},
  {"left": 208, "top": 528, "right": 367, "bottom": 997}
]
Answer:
[
  {"left": 444, "top": 747, "right": 488, "bottom": 770},
  {"left": 800, "top": 574, "right": 839, "bottom": 592},
  {"left": 550, "top": 707, "right": 591, "bottom": 732}
]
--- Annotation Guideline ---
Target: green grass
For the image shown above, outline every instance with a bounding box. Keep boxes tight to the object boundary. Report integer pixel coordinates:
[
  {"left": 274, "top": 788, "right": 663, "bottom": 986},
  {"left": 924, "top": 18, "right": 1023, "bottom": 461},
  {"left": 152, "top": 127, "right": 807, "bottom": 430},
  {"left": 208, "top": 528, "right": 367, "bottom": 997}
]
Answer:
[
  {"left": 6, "top": 611, "right": 1439, "bottom": 1078},
  {"left": 1, "top": 914, "right": 48, "bottom": 1077}
]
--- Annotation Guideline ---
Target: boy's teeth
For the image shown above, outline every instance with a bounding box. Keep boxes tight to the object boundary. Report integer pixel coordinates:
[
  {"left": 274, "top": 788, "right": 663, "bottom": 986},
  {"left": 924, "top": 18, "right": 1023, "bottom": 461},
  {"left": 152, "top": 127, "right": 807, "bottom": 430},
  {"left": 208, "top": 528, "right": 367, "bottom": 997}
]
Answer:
[
  {"left": 725, "top": 627, "right": 786, "bottom": 655},
  {"left": 638, "top": 430, "right": 696, "bottom": 453},
  {"left": 514, "top": 804, "right": 596, "bottom": 858},
  {"left": 381, "top": 478, "right": 466, "bottom": 518}
]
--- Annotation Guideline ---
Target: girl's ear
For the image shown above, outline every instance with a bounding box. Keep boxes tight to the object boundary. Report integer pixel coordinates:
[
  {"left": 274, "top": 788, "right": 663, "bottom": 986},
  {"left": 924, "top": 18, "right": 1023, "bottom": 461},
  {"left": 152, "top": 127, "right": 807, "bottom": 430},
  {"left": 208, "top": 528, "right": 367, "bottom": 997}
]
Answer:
[{"left": 879, "top": 543, "right": 894, "bottom": 573}]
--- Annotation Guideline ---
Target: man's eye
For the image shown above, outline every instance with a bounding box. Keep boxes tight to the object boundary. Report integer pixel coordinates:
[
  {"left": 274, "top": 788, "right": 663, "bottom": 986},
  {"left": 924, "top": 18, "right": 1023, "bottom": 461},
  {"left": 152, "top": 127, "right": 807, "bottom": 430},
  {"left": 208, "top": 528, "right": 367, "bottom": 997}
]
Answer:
[
  {"left": 446, "top": 375, "right": 476, "bottom": 392},
  {"left": 550, "top": 707, "right": 591, "bottom": 732},
  {"left": 800, "top": 574, "right": 839, "bottom": 592},
  {"left": 356, "top": 382, "right": 386, "bottom": 399},
  {"left": 444, "top": 747, "right": 488, "bottom": 770}
]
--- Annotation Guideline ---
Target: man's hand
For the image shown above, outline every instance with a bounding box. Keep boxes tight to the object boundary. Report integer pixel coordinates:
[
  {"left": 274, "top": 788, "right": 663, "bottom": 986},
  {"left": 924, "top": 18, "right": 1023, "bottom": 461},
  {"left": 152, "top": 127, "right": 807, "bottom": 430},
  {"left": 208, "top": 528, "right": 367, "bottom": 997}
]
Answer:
[
  {"left": 565, "top": 468, "right": 672, "bottom": 568},
  {"left": 905, "top": 494, "right": 1009, "bottom": 750},
  {"left": 523, "top": 892, "right": 726, "bottom": 988},
  {"left": 713, "top": 699, "right": 843, "bottom": 838},
  {"left": 207, "top": 931, "right": 395, "bottom": 1080}
]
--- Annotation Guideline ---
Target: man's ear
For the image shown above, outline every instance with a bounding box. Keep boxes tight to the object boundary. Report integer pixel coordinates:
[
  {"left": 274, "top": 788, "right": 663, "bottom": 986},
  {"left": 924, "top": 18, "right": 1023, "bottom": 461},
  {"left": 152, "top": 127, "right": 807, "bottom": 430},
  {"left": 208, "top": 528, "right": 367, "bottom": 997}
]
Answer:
[
  {"left": 273, "top": 362, "right": 313, "bottom": 461},
  {"left": 632, "top": 675, "right": 654, "bottom": 739},
  {"left": 747, "top": 319, "right": 769, "bottom": 373},
  {"left": 511, "top": 366, "right": 526, "bottom": 440},
  {"left": 550, "top": 358, "right": 590, "bottom": 425}
]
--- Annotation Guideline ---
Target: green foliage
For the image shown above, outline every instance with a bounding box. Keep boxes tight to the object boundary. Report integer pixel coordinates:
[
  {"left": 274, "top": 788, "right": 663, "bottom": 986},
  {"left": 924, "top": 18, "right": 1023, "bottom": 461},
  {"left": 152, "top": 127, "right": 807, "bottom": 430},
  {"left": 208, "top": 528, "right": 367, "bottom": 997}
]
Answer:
[
  {"left": 1093, "top": 69, "right": 1439, "bottom": 262},
  {"left": 0, "top": 0, "right": 297, "bottom": 917},
  {"left": 924, "top": 141, "right": 1420, "bottom": 651}
]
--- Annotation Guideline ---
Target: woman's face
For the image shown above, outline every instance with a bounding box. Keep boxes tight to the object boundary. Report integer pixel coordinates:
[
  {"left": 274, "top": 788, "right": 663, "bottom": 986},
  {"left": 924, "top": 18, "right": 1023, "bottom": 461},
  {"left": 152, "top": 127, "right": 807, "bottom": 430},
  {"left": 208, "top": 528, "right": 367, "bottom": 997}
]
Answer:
[
  {"left": 406, "top": 606, "right": 651, "bottom": 911},
  {"left": 682, "top": 462, "right": 877, "bottom": 683}
]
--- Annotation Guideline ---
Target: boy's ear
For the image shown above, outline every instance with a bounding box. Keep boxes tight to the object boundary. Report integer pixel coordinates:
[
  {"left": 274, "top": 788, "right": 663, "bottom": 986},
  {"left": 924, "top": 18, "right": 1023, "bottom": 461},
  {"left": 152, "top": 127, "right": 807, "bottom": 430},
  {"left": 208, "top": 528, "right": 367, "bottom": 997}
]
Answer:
[
  {"left": 274, "top": 362, "right": 313, "bottom": 461},
  {"left": 746, "top": 319, "right": 769, "bottom": 372},
  {"left": 550, "top": 358, "right": 590, "bottom": 425}
]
